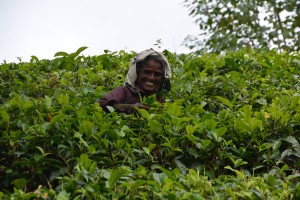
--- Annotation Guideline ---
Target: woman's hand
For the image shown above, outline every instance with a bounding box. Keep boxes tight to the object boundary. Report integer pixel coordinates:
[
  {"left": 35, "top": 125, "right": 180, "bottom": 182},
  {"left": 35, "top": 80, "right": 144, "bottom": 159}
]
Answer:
[{"left": 132, "top": 103, "right": 149, "bottom": 110}]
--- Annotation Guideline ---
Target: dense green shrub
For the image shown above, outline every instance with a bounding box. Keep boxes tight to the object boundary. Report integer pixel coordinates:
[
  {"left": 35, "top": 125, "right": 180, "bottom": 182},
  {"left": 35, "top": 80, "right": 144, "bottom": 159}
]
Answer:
[{"left": 0, "top": 47, "right": 299, "bottom": 199}]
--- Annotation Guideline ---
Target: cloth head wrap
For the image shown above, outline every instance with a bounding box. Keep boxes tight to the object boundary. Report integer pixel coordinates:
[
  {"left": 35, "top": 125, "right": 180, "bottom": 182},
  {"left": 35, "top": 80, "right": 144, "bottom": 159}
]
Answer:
[{"left": 125, "top": 48, "right": 172, "bottom": 92}]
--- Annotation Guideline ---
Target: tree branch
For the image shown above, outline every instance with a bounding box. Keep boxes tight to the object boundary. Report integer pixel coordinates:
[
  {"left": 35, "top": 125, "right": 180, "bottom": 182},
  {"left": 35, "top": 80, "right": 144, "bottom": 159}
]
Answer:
[{"left": 273, "top": 2, "right": 287, "bottom": 50}]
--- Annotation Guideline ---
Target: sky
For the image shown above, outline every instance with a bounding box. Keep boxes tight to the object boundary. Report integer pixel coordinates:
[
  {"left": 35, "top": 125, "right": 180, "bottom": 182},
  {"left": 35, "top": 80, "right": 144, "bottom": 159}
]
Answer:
[{"left": 0, "top": 0, "right": 199, "bottom": 63}]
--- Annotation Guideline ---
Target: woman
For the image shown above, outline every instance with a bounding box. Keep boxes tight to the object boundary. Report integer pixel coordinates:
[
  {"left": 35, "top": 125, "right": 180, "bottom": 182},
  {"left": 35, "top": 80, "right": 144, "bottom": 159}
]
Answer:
[{"left": 97, "top": 49, "right": 172, "bottom": 114}]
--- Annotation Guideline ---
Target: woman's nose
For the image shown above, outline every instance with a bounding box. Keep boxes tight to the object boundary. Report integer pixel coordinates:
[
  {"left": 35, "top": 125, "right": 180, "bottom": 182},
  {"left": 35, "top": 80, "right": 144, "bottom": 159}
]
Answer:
[{"left": 148, "top": 73, "right": 155, "bottom": 79}]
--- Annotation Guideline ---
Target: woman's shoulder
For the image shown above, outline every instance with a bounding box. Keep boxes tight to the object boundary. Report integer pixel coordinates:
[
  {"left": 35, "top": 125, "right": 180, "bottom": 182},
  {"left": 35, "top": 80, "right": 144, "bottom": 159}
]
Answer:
[
  {"left": 112, "top": 86, "right": 132, "bottom": 94},
  {"left": 107, "top": 85, "right": 137, "bottom": 99}
]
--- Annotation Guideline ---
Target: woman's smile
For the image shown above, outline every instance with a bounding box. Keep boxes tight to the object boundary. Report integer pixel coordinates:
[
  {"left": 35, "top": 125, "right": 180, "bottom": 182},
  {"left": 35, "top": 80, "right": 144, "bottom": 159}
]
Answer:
[{"left": 136, "top": 60, "right": 163, "bottom": 95}]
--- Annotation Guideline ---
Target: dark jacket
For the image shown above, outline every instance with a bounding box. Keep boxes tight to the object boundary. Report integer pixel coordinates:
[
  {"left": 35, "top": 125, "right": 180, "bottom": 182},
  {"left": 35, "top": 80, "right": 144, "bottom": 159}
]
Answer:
[{"left": 97, "top": 85, "right": 164, "bottom": 114}]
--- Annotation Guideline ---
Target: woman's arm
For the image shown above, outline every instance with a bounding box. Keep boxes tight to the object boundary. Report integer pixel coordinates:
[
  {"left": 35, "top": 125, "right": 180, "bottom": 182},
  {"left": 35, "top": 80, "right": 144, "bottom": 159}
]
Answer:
[{"left": 97, "top": 87, "right": 149, "bottom": 114}]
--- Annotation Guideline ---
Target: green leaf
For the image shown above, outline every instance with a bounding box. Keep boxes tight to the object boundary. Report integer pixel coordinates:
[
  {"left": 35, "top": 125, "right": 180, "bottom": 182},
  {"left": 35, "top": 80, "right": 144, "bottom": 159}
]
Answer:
[
  {"left": 148, "top": 143, "right": 156, "bottom": 152},
  {"left": 132, "top": 180, "right": 146, "bottom": 192},
  {"left": 234, "top": 119, "right": 250, "bottom": 132},
  {"left": 50, "top": 114, "right": 64, "bottom": 124},
  {"left": 0, "top": 109, "right": 10, "bottom": 127},
  {"left": 285, "top": 136, "right": 300, "bottom": 148},
  {"left": 272, "top": 140, "right": 281, "bottom": 151},
  {"left": 165, "top": 102, "right": 182, "bottom": 117},
  {"left": 35, "top": 146, "right": 50, "bottom": 157},
  {"left": 186, "top": 125, "right": 195, "bottom": 135},
  {"left": 142, "top": 147, "right": 150, "bottom": 155},
  {"left": 136, "top": 108, "right": 150, "bottom": 121},
  {"left": 79, "top": 154, "right": 92, "bottom": 169},
  {"left": 234, "top": 158, "right": 248, "bottom": 168},
  {"left": 41, "top": 122, "right": 51, "bottom": 132},
  {"left": 109, "top": 169, "right": 122, "bottom": 188},
  {"left": 13, "top": 178, "right": 27, "bottom": 190},
  {"left": 216, "top": 96, "right": 233, "bottom": 109},
  {"left": 149, "top": 120, "right": 163, "bottom": 134},
  {"left": 22, "top": 101, "right": 35, "bottom": 113},
  {"left": 30, "top": 55, "right": 39, "bottom": 62},
  {"left": 44, "top": 95, "right": 52, "bottom": 110},
  {"left": 174, "top": 159, "right": 187, "bottom": 175},
  {"left": 205, "top": 119, "right": 217, "bottom": 130},
  {"left": 202, "top": 139, "right": 211, "bottom": 148},
  {"left": 54, "top": 51, "right": 69, "bottom": 57},
  {"left": 153, "top": 173, "right": 168, "bottom": 186},
  {"left": 69, "top": 46, "right": 88, "bottom": 59},
  {"left": 79, "top": 120, "right": 94, "bottom": 135},
  {"left": 74, "top": 132, "right": 89, "bottom": 148},
  {"left": 117, "top": 131, "right": 125, "bottom": 137},
  {"left": 215, "top": 126, "right": 227, "bottom": 137},
  {"left": 225, "top": 166, "right": 245, "bottom": 179},
  {"left": 58, "top": 95, "right": 69, "bottom": 106},
  {"left": 141, "top": 94, "right": 158, "bottom": 107},
  {"left": 57, "top": 190, "right": 70, "bottom": 200},
  {"left": 106, "top": 106, "right": 115, "bottom": 113}
]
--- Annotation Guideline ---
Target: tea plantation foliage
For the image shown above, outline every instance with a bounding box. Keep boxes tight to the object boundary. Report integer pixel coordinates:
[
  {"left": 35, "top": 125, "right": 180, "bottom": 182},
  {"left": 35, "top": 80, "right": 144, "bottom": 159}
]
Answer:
[{"left": 1, "top": 47, "right": 300, "bottom": 199}]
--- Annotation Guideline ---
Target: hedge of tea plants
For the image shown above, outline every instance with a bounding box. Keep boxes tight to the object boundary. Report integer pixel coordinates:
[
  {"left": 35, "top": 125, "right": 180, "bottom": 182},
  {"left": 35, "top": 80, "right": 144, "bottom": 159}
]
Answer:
[{"left": 0, "top": 47, "right": 300, "bottom": 199}]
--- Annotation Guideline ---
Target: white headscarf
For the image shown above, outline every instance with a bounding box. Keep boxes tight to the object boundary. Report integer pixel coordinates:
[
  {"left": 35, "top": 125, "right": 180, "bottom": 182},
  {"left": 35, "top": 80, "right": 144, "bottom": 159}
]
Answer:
[{"left": 125, "top": 48, "right": 172, "bottom": 91}]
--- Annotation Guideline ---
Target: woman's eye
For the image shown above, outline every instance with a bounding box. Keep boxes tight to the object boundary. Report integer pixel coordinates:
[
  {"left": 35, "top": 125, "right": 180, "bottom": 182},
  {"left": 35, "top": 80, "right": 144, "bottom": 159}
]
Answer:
[
  {"left": 154, "top": 73, "right": 162, "bottom": 77},
  {"left": 142, "top": 70, "right": 162, "bottom": 77},
  {"left": 143, "top": 70, "right": 151, "bottom": 75}
]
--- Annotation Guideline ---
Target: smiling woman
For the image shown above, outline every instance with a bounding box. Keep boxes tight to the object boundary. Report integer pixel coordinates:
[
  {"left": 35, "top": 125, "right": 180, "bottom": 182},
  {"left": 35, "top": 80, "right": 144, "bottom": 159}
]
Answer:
[{"left": 97, "top": 49, "right": 172, "bottom": 114}]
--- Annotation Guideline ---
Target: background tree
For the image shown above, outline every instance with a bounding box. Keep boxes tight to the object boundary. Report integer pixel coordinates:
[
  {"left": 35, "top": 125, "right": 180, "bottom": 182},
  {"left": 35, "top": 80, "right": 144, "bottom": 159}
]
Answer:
[{"left": 183, "top": 0, "right": 300, "bottom": 53}]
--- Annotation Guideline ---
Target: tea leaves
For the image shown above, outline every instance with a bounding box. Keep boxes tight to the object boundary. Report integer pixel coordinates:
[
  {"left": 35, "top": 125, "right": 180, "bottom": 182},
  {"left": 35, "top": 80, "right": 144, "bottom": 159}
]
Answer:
[{"left": 0, "top": 47, "right": 299, "bottom": 199}]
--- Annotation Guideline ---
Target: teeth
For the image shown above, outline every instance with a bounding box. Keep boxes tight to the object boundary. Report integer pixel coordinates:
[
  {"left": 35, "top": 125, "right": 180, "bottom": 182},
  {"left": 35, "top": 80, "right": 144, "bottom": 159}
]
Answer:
[{"left": 146, "top": 82, "right": 154, "bottom": 86}]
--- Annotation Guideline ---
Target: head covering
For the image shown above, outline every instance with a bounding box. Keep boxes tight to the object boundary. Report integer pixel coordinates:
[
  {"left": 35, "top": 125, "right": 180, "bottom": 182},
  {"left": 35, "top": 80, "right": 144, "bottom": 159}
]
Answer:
[{"left": 125, "top": 48, "right": 172, "bottom": 92}]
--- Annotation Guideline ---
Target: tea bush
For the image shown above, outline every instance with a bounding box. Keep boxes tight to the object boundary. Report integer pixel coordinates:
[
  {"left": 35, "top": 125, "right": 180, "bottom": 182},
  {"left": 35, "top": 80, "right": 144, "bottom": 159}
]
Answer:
[{"left": 0, "top": 47, "right": 300, "bottom": 199}]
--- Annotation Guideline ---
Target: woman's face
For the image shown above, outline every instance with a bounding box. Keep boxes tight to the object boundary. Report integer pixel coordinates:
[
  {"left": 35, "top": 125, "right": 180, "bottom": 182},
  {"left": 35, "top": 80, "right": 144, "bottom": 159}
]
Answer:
[{"left": 136, "top": 60, "right": 163, "bottom": 95}]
